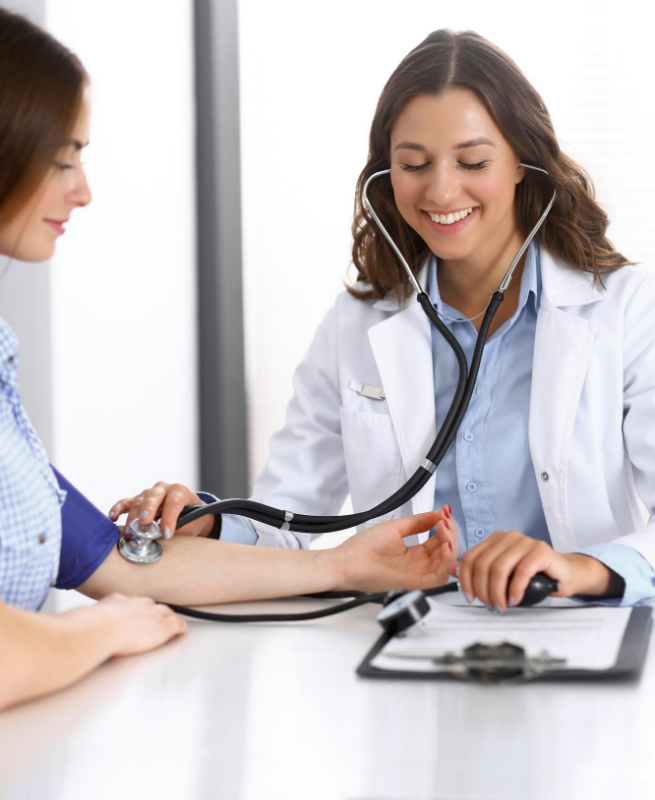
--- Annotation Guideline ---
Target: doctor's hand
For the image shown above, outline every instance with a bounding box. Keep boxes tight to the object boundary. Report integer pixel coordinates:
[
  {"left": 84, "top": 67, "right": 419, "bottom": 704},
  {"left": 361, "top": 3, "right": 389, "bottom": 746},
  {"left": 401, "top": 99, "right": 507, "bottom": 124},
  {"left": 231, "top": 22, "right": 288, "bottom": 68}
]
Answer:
[
  {"left": 108, "top": 482, "right": 215, "bottom": 540},
  {"left": 336, "top": 506, "right": 458, "bottom": 593},
  {"left": 447, "top": 530, "right": 620, "bottom": 611}
]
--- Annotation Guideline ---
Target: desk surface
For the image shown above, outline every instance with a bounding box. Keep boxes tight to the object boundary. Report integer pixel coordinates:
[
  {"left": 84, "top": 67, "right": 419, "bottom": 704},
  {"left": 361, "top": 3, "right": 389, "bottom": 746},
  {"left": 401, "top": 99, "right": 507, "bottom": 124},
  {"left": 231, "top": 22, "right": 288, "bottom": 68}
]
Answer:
[{"left": 1, "top": 596, "right": 654, "bottom": 800}]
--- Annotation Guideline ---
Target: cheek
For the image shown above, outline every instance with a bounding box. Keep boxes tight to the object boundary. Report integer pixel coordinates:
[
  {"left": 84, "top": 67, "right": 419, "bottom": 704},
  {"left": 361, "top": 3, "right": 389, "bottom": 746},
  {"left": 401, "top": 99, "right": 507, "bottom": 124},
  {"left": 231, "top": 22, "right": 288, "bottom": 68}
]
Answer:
[
  {"left": 475, "top": 171, "right": 515, "bottom": 207},
  {"left": 390, "top": 174, "right": 422, "bottom": 218}
]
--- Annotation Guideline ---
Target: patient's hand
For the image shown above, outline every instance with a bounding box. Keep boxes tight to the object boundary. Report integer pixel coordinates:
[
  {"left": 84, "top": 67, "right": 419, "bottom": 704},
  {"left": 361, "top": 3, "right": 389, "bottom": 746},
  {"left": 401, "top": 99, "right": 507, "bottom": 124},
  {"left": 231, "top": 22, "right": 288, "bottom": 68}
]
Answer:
[
  {"left": 337, "top": 506, "right": 458, "bottom": 593},
  {"left": 108, "top": 482, "right": 215, "bottom": 540}
]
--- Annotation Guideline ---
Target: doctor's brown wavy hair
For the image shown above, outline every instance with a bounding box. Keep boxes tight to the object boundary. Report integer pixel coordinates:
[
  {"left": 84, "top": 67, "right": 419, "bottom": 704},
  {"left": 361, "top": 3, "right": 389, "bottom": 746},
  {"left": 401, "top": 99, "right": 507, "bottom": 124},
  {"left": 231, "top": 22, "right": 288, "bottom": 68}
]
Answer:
[
  {"left": 349, "top": 29, "right": 637, "bottom": 304},
  {"left": 0, "top": 7, "right": 87, "bottom": 229}
]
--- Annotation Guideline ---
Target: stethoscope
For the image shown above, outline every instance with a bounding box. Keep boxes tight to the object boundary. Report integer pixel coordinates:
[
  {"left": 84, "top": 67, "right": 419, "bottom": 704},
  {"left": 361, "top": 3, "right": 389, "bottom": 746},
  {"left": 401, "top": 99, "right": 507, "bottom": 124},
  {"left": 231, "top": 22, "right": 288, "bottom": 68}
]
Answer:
[{"left": 119, "top": 162, "right": 558, "bottom": 628}]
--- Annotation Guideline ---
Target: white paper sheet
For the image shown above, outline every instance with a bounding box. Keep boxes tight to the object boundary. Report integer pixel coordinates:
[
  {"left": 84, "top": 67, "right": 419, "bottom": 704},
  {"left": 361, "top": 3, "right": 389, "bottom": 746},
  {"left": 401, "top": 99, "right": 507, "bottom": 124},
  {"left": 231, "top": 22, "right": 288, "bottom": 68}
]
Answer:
[{"left": 371, "top": 600, "right": 631, "bottom": 674}]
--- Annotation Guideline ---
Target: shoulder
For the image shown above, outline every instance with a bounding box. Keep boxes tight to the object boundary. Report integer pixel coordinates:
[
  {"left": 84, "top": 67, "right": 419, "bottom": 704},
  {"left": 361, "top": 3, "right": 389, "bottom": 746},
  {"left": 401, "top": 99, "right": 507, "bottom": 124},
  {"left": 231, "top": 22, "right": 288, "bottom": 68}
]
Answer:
[{"left": 540, "top": 246, "right": 655, "bottom": 311}]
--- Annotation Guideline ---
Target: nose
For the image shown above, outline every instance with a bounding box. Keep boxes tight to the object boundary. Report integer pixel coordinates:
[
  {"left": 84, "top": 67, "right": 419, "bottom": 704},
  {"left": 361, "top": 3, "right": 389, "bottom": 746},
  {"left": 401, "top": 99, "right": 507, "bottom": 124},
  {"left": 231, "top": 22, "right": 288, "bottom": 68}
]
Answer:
[
  {"left": 424, "top": 162, "right": 462, "bottom": 209},
  {"left": 70, "top": 166, "right": 92, "bottom": 208}
]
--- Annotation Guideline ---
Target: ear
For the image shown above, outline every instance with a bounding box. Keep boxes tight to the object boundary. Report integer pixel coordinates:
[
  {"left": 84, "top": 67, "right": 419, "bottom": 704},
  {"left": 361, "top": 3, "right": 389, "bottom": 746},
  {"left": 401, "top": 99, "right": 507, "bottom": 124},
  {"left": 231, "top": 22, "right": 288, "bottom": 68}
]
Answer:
[{"left": 515, "top": 162, "right": 527, "bottom": 185}]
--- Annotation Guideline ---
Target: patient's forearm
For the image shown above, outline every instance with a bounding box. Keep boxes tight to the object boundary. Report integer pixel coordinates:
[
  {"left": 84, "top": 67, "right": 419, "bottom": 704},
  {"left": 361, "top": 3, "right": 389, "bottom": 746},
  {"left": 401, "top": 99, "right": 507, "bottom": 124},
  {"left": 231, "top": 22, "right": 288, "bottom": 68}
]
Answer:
[
  {"left": 79, "top": 537, "right": 344, "bottom": 605},
  {"left": 0, "top": 602, "right": 120, "bottom": 711}
]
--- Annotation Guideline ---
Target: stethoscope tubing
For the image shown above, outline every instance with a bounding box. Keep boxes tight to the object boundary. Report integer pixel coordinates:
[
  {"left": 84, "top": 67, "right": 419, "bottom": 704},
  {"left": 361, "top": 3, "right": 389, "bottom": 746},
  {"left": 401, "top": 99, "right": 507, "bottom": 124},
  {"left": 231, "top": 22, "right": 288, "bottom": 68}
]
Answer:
[{"left": 175, "top": 165, "right": 555, "bottom": 536}]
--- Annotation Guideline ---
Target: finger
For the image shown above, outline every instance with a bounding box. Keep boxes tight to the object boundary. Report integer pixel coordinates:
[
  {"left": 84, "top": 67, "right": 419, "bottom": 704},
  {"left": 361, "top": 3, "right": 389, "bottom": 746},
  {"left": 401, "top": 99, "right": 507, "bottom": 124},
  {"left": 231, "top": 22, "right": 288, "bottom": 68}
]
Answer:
[
  {"left": 506, "top": 543, "right": 554, "bottom": 607},
  {"left": 422, "top": 511, "right": 449, "bottom": 555},
  {"left": 137, "top": 484, "right": 171, "bottom": 526},
  {"left": 395, "top": 510, "right": 445, "bottom": 539},
  {"left": 159, "top": 484, "right": 195, "bottom": 540},
  {"left": 436, "top": 516, "right": 458, "bottom": 556},
  {"left": 153, "top": 602, "right": 177, "bottom": 618},
  {"left": 470, "top": 533, "right": 526, "bottom": 607},
  {"left": 457, "top": 532, "right": 507, "bottom": 603},
  {"left": 124, "top": 495, "right": 147, "bottom": 531},
  {"left": 487, "top": 537, "right": 536, "bottom": 610},
  {"left": 108, "top": 497, "right": 136, "bottom": 522}
]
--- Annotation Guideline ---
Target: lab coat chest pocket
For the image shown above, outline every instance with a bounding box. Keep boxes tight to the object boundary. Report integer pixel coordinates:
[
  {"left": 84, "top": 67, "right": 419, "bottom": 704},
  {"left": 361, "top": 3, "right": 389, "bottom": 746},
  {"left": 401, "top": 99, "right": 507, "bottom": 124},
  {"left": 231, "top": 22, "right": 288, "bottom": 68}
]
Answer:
[{"left": 339, "top": 407, "right": 403, "bottom": 526}]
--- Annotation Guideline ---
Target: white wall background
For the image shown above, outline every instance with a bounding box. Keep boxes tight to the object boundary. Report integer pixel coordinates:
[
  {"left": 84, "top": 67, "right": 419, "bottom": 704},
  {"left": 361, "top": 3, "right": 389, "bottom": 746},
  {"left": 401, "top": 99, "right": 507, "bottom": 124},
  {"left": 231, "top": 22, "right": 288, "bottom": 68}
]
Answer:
[{"left": 238, "top": 0, "right": 655, "bottom": 535}]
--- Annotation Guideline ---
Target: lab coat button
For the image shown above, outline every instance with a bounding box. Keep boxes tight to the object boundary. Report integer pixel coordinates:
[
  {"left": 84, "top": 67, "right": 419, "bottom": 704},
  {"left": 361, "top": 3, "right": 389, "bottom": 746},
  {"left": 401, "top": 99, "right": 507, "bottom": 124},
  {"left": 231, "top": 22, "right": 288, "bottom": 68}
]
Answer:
[
  {"left": 464, "top": 432, "right": 474, "bottom": 442},
  {"left": 541, "top": 472, "right": 549, "bottom": 482},
  {"left": 466, "top": 482, "right": 477, "bottom": 493}
]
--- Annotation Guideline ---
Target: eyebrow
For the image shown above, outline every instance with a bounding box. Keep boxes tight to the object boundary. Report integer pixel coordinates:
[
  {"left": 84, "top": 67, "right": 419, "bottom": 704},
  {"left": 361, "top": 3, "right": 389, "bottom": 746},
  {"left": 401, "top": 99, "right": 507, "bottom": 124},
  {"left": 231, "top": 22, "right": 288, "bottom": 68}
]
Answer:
[
  {"left": 393, "top": 136, "right": 495, "bottom": 152},
  {"left": 66, "top": 139, "right": 90, "bottom": 150}
]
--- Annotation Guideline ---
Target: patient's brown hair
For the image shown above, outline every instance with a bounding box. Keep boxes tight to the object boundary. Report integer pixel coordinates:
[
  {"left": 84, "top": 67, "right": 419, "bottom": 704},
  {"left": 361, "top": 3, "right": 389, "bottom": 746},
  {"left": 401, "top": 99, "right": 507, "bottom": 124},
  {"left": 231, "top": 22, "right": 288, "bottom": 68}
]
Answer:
[{"left": 0, "top": 7, "right": 87, "bottom": 228}]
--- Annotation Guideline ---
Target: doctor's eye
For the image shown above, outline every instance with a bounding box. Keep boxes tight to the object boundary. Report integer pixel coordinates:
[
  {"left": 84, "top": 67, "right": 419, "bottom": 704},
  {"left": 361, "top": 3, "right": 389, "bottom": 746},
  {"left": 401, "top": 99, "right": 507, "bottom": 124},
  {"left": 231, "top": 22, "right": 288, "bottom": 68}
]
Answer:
[
  {"left": 54, "top": 162, "right": 74, "bottom": 171},
  {"left": 460, "top": 161, "right": 489, "bottom": 171},
  {"left": 400, "top": 163, "right": 429, "bottom": 173}
]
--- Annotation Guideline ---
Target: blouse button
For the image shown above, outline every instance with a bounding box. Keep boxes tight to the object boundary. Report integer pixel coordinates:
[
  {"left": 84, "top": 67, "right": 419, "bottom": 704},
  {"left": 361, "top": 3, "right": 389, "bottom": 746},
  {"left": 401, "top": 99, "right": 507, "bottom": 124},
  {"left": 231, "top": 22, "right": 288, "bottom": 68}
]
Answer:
[
  {"left": 464, "top": 432, "right": 474, "bottom": 442},
  {"left": 38, "top": 533, "right": 46, "bottom": 544}
]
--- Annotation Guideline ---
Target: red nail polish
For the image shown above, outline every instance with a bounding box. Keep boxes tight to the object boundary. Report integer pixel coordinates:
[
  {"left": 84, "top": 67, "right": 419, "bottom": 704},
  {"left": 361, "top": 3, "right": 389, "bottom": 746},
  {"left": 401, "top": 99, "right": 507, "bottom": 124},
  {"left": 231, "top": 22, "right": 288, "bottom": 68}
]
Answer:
[
  {"left": 447, "top": 542, "right": 453, "bottom": 552},
  {"left": 447, "top": 504, "right": 452, "bottom": 516},
  {"left": 444, "top": 520, "right": 450, "bottom": 530}
]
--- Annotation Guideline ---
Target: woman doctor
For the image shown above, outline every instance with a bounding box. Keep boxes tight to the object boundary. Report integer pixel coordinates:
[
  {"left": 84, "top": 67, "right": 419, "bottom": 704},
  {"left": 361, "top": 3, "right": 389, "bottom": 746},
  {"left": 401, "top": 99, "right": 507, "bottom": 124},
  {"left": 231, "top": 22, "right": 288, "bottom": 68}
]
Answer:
[
  {"left": 0, "top": 9, "right": 457, "bottom": 711},
  {"left": 117, "top": 29, "right": 655, "bottom": 610}
]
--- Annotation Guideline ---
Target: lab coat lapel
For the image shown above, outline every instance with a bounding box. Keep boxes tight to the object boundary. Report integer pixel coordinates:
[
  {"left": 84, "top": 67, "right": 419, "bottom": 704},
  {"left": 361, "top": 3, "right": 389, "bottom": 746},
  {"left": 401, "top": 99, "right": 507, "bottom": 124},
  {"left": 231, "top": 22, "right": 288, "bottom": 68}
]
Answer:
[
  {"left": 369, "top": 265, "right": 436, "bottom": 515},
  {"left": 529, "top": 247, "right": 601, "bottom": 549}
]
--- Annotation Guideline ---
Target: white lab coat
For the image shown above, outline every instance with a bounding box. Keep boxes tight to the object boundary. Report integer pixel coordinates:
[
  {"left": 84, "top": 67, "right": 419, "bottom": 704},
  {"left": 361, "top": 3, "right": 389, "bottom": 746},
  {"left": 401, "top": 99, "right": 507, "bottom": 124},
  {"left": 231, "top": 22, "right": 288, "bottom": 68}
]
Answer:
[{"left": 249, "top": 245, "right": 655, "bottom": 574}]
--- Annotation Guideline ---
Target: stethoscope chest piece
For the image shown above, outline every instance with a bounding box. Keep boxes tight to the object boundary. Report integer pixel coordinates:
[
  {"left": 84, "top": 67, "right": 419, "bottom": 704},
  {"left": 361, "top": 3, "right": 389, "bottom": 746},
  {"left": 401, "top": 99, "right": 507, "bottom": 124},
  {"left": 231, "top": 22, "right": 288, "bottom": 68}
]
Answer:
[
  {"left": 376, "top": 589, "right": 431, "bottom": 636},
  {"left": 118, "top": 519, "right": 163, "bottom": 564}
]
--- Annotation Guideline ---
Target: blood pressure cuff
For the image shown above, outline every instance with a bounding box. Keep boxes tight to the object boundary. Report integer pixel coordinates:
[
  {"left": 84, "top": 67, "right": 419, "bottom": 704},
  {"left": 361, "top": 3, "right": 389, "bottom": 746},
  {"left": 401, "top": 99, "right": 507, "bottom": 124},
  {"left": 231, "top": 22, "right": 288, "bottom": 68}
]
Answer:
[{"left": 52, "top": 466, "right": 121, "bottom": 590}]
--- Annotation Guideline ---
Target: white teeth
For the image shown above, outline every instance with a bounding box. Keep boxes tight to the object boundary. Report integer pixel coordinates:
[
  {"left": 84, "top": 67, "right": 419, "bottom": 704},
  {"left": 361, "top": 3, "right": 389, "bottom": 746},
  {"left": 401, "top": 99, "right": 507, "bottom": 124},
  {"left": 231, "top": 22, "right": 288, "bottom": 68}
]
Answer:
[{"left": 429, "top": 207, "right": 476, "bottom": 225}]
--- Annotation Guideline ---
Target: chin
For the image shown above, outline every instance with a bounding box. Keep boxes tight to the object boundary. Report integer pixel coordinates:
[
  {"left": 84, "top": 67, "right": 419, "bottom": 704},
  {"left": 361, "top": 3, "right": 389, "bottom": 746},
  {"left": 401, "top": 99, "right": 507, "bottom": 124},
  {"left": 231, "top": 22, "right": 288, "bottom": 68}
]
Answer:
[{"left": 14, "top": 242, "right": 57, "bottom": 263}]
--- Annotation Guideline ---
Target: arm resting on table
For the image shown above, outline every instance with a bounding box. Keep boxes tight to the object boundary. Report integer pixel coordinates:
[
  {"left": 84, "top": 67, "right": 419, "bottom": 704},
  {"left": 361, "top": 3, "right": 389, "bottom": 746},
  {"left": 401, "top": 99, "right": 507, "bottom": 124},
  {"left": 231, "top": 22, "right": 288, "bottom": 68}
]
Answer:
[{"left": 0, "top": 600, "right": 125, "bottom": 712}]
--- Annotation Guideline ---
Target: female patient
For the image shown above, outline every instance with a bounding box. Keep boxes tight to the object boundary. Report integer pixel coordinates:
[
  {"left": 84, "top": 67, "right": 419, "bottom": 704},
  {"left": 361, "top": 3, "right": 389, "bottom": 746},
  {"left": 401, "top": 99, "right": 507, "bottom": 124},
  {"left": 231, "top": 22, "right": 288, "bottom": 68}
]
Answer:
[{"left": 0, "top": 9, "right": 455, "bottom": 712}]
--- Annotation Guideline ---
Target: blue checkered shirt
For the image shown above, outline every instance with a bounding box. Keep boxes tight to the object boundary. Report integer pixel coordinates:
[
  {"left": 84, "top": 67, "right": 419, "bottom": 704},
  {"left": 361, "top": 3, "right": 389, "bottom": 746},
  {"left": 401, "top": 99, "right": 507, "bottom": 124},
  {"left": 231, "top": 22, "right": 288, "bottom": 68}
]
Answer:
[{"left": 0, "top": 317, "right": 66, "bottom": 610}]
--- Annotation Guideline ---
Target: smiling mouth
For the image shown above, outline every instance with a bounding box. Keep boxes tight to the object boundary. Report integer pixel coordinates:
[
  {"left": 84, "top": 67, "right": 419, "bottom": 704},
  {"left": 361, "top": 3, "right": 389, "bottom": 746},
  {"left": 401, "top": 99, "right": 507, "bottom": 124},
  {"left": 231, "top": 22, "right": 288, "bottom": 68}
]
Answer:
[{"left": 426, "top": 207, "right": 479, "bottom": 225}]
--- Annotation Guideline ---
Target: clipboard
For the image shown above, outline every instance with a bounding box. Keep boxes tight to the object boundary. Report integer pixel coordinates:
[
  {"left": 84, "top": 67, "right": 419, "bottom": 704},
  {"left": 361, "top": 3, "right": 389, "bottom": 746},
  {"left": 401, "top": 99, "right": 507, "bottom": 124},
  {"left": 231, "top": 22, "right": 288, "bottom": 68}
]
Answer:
[{"left": 357, "top": 604, "right": 653, "bottom": 683}]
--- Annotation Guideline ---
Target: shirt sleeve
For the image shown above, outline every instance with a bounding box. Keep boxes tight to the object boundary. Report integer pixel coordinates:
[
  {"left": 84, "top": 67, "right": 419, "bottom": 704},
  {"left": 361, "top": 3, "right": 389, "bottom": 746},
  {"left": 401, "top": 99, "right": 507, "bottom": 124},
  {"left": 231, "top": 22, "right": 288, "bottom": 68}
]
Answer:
[
  {"left": 52, "top": 466, "right": 121, "bottom": 590},
  {"left": 195, "top": 491, "right": 258, "bottom": 545},
  {"left": 574, "top": 542, "right": 655, "bottom": 606}
]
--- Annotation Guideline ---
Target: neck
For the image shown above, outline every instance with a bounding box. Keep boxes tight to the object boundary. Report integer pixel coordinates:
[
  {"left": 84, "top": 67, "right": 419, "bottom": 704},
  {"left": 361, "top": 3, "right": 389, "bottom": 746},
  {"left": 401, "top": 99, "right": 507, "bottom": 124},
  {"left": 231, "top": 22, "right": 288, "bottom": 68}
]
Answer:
[{"left": 437, "top": 220, "right": 529, "bottom": 320}]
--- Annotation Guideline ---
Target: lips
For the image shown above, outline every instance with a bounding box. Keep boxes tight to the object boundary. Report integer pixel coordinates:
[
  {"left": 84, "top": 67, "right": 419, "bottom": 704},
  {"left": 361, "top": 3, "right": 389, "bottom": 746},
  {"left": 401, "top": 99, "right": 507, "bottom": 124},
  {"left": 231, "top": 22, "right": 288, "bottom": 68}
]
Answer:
[
  {"left": 421, "top": 206, "right": 480, "bottom": 235},
  {"left": 44, "top": 219, "right": 67, "bottom": 235}
]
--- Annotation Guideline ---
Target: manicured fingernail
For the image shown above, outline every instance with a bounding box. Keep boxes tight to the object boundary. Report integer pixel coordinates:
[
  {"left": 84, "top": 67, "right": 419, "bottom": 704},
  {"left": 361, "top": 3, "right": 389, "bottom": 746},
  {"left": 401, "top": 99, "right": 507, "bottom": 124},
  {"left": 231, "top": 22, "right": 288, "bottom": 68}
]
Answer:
[
  {"left": 454, "top": 564, "right": 460, "bottom": 577},
  {"left": 447, "top": 504, "right": 452, "bottom": 516},
  {"left": 139, "top": 511, "right": 149, "bottom": 520},
  {"left": 447, "top": 542, "right": 453, "bottom": 552},
  {"left": 495, "top": 603, "right": 505, "bottom": 613},
  {"left": 464, "top": 592, "right": 474, "bottom": 603},
  {"left": 508, "top": 595, "right": 517, "bottom": 607},
  {"left": 108, "top": 510, "right": 115, "bottom": 519},
  {"left": 162, "top": 526, "right": 172, "bottom": 540},
  {"left": 444, "top": 520, "right": 450, "bottom": 530}
]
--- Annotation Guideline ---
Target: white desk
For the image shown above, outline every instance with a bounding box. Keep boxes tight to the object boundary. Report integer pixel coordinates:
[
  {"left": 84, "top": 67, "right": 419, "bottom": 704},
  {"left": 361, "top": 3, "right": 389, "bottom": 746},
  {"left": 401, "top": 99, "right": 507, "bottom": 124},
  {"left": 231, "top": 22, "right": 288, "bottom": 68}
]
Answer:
[{"left": 1, "top": 596, "right": 654, "bottom": 800}]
